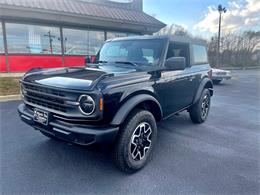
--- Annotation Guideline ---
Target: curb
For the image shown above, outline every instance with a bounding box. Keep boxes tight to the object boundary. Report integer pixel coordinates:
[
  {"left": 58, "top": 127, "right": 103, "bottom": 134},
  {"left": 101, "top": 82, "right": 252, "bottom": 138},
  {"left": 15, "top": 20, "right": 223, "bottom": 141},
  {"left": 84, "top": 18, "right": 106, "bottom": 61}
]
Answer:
[
  {"left": 0, "top": 73, "right": 24, "bottom": 78},
  {"left": 0, "top": 94, "right": 21, "bottom": 102}
]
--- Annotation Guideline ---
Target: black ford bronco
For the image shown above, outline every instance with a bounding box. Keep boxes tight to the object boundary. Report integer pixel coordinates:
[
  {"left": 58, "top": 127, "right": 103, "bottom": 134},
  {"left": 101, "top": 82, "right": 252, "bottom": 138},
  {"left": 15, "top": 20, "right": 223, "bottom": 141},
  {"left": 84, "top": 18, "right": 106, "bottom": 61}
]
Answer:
[{"left": 18, "top": 35, "right": 213, "bottom": 172}]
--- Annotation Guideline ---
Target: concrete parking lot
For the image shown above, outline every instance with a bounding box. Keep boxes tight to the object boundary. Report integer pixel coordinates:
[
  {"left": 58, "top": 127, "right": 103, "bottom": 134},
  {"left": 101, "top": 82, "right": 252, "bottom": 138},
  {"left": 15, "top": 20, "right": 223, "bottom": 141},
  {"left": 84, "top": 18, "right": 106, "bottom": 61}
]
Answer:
[{"left": 1, "top": 70, "right": 259, "bottom": 194}]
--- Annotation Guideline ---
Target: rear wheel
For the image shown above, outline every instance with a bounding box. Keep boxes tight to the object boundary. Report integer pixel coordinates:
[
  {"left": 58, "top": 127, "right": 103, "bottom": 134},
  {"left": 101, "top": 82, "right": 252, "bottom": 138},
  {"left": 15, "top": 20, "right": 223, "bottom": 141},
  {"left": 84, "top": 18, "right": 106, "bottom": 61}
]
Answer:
[
  {"left": 189, "top": 89, "right": 211, "bottom": 123},
  {"left": 113, "top": 109, "right": 157, "bottom": 173}
]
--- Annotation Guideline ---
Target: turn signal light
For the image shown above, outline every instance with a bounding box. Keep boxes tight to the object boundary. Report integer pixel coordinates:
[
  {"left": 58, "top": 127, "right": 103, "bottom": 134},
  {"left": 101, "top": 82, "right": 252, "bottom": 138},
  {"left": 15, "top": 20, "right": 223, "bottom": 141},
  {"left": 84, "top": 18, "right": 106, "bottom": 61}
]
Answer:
[{"left": 99, "top": 98, "right": 103, "bottom": 111}]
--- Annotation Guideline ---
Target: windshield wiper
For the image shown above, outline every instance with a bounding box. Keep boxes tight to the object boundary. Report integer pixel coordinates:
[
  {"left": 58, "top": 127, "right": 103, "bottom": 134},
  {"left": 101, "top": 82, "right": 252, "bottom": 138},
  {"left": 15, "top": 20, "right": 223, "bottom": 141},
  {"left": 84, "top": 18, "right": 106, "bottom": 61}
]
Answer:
[{"left": 114, "top": 61, "right": 138, "bottom": 67}]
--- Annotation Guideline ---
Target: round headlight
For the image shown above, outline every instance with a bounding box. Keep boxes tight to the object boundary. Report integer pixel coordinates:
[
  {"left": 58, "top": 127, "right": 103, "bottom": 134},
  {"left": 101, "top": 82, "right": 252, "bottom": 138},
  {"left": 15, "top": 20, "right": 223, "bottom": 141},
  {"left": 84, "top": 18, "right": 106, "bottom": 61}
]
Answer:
[{"left": 79, "top": 95, "right": 95, "bottom": 115}]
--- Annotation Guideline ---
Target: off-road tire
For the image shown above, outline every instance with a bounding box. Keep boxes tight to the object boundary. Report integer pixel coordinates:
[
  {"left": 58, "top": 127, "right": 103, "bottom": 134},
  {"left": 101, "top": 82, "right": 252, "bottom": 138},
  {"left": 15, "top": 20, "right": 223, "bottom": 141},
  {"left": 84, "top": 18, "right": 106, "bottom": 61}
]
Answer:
[
  {"left": 189, "top": 89, "right": 211, "bottom": 124},
  {"left": 113, "top": 109, "right": 157, "bottom": 173}
]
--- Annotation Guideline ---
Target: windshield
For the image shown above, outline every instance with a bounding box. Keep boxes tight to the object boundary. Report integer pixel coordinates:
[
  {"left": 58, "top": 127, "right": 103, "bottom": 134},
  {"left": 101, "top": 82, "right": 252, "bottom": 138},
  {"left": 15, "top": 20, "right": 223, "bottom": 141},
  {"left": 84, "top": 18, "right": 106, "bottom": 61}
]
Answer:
[{"left": 98, "top": 39, "right": 165, "bottom": 66}]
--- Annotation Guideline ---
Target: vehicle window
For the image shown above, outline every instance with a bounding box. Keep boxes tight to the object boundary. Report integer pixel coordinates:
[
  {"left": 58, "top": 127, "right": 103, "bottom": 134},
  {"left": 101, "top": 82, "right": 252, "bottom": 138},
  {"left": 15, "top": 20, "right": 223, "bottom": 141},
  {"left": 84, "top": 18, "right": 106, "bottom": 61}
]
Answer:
[
  {"left": 166, "top": 42, "right": 189, "bottom": 66},
  {"left": 193, "top": 44, "right": 208, "bottom": 64},
  {"left": 142, "top": 49, "right": 154, "bottom": 63},
  {"left": 6, "top": 23, "right": 61, "bottom": 54},
  {"left": 106, "top": 45, "right": 128, "bottom": 57},
  {"left": 99, "top": 39, "right": 165, "bottom": 66}
]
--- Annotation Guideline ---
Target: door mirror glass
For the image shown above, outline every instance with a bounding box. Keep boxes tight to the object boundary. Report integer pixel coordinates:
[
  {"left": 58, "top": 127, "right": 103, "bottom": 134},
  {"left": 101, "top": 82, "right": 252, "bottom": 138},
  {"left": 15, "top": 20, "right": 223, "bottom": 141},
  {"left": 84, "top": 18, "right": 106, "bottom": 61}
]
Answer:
[{"left": 165, "top": 57, "right": 186, "bottom": 70}]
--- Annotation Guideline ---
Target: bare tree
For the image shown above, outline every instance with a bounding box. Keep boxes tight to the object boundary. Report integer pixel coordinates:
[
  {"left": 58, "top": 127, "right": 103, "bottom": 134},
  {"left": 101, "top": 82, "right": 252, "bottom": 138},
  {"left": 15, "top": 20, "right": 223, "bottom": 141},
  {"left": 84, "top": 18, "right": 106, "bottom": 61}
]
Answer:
[
  {"left": 155, "top": 25, "right": 260, "bottom": 67},
  {"left": 208, "top": 31, "right": 260, "bottom": 67}
]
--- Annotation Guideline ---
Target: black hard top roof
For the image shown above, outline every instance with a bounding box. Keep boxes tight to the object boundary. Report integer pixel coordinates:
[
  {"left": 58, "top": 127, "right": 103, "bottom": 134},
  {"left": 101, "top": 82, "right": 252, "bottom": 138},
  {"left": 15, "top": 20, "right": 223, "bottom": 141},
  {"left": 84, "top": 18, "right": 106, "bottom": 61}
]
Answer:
[{"left": 108, "top": 35, "right": 207, "bottom": 46}]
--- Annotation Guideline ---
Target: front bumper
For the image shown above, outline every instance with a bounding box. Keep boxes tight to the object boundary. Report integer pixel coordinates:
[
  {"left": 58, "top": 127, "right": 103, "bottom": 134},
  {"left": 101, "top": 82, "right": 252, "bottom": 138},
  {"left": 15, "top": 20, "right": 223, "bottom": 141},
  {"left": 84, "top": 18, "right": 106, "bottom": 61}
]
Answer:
[{"left": 18, "top": 104, "right": 119, "bottom": 145}]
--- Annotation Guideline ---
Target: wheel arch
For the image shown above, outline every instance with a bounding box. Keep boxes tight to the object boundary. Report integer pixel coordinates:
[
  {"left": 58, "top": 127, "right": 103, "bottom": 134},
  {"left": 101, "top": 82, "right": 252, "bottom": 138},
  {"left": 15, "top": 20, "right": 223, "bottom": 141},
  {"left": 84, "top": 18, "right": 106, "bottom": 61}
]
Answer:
[
  {"left": 110, "top": 94, "right": 163, "bottom": 126},
  {"left": 192, "top": 77, "right": 213, "bottom": 104}
]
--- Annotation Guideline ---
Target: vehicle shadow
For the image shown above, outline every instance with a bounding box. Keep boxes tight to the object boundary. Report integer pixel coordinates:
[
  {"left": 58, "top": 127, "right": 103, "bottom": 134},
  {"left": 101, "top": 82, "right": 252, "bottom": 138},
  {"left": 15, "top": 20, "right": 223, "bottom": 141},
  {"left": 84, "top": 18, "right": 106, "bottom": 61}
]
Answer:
[{"left": 32, "top": 112, "right": 192, "bottom": 174}]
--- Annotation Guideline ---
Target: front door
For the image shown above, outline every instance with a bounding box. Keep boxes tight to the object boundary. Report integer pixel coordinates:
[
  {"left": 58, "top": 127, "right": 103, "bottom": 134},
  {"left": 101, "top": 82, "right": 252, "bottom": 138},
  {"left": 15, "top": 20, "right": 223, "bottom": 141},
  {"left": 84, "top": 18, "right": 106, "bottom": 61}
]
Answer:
[{"left": 155, "top": 42, "right": 196, "bottom": 117}]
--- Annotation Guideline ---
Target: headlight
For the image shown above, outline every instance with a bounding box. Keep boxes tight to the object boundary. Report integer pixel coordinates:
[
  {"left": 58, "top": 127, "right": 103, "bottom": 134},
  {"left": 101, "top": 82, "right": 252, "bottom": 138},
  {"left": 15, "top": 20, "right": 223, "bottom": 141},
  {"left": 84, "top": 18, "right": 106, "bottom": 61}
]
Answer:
[{"left": 79, "top": 95, "right": 95, "bottom": 115}]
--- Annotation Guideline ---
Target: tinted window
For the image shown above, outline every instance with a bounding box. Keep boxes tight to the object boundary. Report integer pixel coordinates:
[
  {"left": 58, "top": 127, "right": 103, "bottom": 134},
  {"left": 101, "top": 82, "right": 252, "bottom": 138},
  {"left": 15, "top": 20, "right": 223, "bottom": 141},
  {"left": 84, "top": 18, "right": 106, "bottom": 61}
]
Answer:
[
  {"left": 99, "top": 39, "right": 165, "bottom": 66},
  {"left": 193, "top": 44, "right": 208, "bottom": 64},
  {"left": 63, "top": 28, "right": 104, "bottom": 55},
  {"left": 0, "top": 23, "right": 4, "bottom": 53},
  {"left": 166, "top": 42, "right": 189, "bottom": 66},
  {"left": 6, "top": 23, "right": 61, "bottom": 54}
]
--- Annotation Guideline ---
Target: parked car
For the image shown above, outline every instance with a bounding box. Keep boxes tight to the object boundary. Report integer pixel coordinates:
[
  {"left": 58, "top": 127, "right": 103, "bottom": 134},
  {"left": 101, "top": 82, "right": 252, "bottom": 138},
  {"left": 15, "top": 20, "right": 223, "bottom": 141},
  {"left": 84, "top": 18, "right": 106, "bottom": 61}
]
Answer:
[
  {"left": 212, "top": 68, "right": 231, "bottom": 84},
  {"left": 18, "top": 35, "right": 213, "bottom": 173}
]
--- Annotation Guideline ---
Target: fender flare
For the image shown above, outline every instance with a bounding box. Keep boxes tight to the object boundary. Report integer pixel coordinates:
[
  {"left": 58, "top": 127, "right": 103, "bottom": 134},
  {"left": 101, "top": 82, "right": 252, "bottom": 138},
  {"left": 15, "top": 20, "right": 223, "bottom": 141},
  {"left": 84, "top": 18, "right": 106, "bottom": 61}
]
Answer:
[
  {"left": 193, "top": 78, "right": 213, "bottom": 104},
  {"left": 110, "top": 94, "right": 163, "bottom": 126}
]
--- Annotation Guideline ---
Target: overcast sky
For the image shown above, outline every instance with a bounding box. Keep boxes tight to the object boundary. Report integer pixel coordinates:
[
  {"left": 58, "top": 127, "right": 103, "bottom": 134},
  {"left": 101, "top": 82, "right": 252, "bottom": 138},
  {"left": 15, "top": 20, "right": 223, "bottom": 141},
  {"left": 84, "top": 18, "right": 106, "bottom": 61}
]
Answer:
[{"left": 143, "top": 0, "right": 260, "bottom": 37}]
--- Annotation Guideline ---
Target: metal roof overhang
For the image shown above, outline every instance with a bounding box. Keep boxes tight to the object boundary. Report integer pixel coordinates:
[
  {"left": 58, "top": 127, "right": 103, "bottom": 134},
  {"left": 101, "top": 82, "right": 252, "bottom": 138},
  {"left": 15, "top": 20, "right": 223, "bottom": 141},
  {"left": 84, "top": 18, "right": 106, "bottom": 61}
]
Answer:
[{"left": 0, "top": 5, "right": 165, "bottom": 34}]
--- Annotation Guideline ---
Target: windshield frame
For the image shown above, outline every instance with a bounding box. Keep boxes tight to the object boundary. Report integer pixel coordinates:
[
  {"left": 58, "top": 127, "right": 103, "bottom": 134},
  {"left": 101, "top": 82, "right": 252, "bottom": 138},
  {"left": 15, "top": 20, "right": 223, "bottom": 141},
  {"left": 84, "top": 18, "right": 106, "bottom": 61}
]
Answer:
[{"left": 94, "top": 37, "right": 169, "bottom": 68}]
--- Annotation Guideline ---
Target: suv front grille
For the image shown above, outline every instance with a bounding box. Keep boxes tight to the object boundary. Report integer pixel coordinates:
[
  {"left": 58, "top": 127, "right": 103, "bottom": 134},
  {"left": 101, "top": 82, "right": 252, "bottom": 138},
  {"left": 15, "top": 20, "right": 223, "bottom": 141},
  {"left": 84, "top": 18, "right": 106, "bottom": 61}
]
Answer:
[
  {"left": 22, "top": 82, "right": 74, "bottom": 113},
  {"left": 23, "top": 83, "right": 65, "bottom": 97},
  {"left": 26, "top": 96, "right": 67, "bottom": 112}
]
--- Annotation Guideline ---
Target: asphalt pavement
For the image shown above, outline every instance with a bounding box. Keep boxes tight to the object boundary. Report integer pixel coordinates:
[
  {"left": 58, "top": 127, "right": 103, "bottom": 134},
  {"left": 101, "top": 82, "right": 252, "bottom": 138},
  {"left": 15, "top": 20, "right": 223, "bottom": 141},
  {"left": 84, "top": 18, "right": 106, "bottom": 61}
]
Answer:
[{"left": 0, "top": 70, "right": 259, "bottom": 194}]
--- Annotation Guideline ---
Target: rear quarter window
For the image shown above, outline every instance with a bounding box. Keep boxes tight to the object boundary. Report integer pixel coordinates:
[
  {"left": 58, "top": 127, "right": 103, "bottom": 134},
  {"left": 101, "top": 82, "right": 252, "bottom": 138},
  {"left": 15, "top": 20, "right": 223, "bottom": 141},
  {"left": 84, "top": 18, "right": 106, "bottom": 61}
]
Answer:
[{"left": 192, "top": 44, "right": 208, "bottom": 65}]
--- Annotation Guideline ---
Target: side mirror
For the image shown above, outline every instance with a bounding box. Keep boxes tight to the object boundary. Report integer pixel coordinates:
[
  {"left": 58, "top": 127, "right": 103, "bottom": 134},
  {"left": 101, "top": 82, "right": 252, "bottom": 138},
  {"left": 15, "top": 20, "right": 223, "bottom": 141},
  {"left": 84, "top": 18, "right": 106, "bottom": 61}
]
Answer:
[{"left": 165, "top": 57, "right": 186, "bottom": 71}]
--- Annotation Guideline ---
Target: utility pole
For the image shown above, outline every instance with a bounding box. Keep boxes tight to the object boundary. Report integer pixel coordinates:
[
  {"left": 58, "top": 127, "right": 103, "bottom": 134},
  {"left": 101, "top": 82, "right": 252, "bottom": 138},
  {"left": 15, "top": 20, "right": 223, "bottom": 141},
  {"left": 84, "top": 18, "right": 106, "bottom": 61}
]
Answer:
[
  {"left": 217, "top": 4, "right": 226, "bottom": 67},
  {"left": 64, "top": 37, "right": 67, "bottom": 53},
  {"left": 44, "top": 31, "right": 55, "bottom": 54}
]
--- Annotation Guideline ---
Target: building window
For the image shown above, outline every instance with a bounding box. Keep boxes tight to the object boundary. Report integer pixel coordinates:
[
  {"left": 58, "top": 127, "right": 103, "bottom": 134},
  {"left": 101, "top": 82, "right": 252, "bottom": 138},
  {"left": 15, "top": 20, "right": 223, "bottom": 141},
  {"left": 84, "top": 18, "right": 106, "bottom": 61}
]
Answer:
[
  {"left": 5, "top": 23, "right": 61, "bottom": 54},
  {"left": 63, "top": 28, "right": 104, "bottom": 55},
  {"left": 0, "top": 23, "right": 4, "bottom": 53},
  {"left": 106, "top": 31, "right": 127, "bottom": 40},
  {"left": 63, "top": 28, "right": 88, "bottom": 55},
  {"left": 193, "top": 44, "right": 208, "bottom": 64},
  {"left": 89, "top": 30, "right": 105, "bottom": 55}
]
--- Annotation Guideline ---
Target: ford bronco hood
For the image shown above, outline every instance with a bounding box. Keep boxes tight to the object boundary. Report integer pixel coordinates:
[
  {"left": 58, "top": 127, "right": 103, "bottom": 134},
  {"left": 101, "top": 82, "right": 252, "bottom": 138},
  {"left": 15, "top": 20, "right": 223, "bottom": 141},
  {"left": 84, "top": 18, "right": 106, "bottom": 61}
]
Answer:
[{"left": 22, "top": 66, "right": 137, "bottom": 90}]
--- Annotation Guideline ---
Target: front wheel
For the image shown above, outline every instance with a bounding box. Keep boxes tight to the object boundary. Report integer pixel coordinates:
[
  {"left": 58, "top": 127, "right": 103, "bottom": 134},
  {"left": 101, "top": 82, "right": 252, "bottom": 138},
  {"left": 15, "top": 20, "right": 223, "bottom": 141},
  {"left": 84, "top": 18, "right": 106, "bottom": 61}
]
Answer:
[
  {"left": 189, "top": 89, "right": 211, "bottom": 124},
  {"left": 113, "top": 109, "right": 157, "bottom": 173}
]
